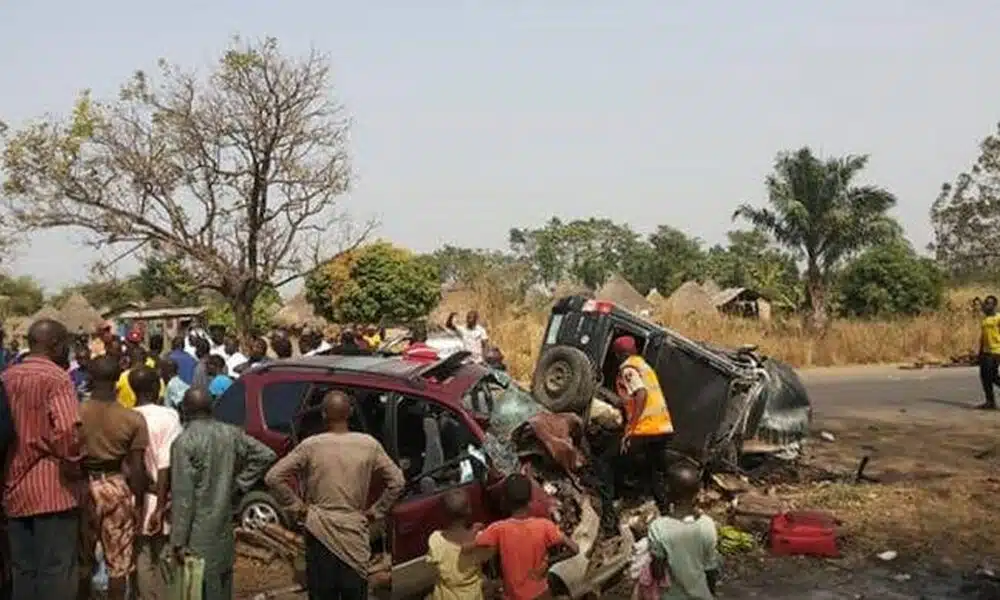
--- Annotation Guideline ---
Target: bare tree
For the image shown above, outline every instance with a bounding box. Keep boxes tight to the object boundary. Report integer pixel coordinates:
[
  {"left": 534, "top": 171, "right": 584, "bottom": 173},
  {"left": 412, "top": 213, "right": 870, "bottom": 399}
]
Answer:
[
  {"left": 931, "top": 122, "right": 1000, "bottom": 281},
  {"left": 1, "top": 37, "right": 373, "bottom": 337}
]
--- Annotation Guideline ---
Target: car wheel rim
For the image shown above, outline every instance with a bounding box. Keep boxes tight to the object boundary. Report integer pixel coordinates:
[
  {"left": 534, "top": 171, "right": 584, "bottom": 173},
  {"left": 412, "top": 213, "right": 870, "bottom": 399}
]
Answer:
[
  {"left": 243, "top": 502, "right": 279, "bottom": 528},
  {"left": 545, "top": 360, "right": 571, "bottom": 394}
]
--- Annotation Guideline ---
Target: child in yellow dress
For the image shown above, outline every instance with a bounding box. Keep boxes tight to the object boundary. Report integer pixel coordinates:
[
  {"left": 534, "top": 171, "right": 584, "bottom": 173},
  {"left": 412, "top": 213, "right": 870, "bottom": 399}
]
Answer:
[{"left": 427, "top": 489, "right": 490, "bottom": 600}]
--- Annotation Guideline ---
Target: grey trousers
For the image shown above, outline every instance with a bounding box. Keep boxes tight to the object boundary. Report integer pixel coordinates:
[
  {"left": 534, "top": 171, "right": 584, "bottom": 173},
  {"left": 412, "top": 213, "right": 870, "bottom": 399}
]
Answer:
[{"left": 7, "top": 509, "right": 79, "bottom": 600}]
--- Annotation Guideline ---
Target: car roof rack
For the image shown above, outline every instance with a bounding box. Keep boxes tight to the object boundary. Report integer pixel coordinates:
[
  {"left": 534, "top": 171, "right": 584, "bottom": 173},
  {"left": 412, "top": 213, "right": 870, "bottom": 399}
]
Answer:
[
  {"left": 248, "top": 355, "right": 429, "bottom": 389},
  {"left": 412, "top": 351, "right": 472, "bottom": 382}
]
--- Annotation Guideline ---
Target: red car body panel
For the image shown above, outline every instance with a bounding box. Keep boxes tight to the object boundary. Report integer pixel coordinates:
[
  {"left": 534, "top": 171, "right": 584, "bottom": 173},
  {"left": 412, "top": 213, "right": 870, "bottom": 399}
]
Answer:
[{"left": 219, "top": 354, "right": 550, "bottom": 579}]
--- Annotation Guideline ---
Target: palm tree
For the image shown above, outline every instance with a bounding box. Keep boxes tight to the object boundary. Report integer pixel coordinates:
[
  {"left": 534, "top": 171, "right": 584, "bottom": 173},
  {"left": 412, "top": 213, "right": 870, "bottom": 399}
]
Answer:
[{"left": 734, "top": 147, "right": 900, "bottom": 331}]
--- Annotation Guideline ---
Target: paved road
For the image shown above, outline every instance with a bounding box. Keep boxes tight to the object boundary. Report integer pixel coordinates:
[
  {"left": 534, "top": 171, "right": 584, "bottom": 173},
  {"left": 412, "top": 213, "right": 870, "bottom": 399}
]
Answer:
[{"left": 799, "top": 366, "right": 984, "bottom": 420}]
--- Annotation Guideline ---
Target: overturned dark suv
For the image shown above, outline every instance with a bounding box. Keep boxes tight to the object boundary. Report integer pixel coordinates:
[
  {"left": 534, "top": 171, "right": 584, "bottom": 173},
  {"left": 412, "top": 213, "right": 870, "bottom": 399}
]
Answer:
[{"left": 530, "top": 296, "right": 812, "bottom": 464}]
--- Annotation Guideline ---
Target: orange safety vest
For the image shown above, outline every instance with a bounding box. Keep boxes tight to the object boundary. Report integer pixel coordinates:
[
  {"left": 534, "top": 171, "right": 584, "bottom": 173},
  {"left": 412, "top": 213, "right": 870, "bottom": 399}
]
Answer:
[{"left": 617, "top": 354, "right": 673, "bottom": 436}]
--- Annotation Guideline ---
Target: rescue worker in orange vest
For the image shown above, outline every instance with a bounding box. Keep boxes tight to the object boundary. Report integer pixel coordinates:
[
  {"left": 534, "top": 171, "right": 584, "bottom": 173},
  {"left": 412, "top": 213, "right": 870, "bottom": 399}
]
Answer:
[{"left": 612, "top": 335, "right": 674, "bottom": 514}]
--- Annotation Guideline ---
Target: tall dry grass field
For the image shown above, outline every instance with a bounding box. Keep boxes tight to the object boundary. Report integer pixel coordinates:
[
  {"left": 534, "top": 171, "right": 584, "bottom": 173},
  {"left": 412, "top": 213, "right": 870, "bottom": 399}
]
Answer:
[{"left": 436, "top": 282, "right": 987, "bottom": 382}]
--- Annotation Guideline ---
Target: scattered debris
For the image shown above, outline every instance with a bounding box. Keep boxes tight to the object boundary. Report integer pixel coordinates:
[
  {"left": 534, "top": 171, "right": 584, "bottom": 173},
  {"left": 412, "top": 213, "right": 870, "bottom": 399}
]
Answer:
[
  {"left": 878, "top": 550, "right": 899, "bottom": 562},
  {"left": 974, "top": 445, "right": 997, "bottom": 460},
  {"left": 730, "top": 493, "right": 787, "bottom": 535},
  {"left": 854, "top": 455, "right": 879, "bottom": 484},
  {"left": 892, "top": 573, "right": 912, "bottom": 582},
  {"left": 718, "top": 526, "right": 756, "bottom": 554},
  {"left": 902, "top": 351, "right": 977, "bottom": 369},
  {"left": 820, "top": 431, "right": 836, "bottom": 442},
  {"left": 711, "top": 473, "right": 750, "bottom": 495},
  {"left": 235, "top": 524, "right": 304, "bottom": 561}
]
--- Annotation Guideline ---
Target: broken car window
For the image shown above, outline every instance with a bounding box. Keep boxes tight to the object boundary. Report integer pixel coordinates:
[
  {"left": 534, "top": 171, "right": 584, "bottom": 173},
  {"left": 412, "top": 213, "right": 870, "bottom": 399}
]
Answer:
[{"left": 396, "top": 395, "right": 482, "bottom": 498}]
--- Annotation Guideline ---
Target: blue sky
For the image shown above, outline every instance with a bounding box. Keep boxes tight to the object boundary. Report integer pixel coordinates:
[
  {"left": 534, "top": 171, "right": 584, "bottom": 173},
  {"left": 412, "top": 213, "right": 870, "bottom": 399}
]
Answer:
[{"left": 2, "top": 1, "right": 999, "bottom": 292}]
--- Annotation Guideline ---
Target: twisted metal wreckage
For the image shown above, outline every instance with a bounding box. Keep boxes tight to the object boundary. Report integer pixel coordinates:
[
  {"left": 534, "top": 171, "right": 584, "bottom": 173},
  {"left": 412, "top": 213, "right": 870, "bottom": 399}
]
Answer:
[{"left": 471, "top": 316, "right": 813, "bottom": 596}]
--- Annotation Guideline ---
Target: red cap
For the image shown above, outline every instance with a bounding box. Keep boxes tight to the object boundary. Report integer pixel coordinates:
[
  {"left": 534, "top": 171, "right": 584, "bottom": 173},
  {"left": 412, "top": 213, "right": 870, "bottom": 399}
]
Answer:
[{"left": 612, "top": 336, "right": 637, "bottom": 355}]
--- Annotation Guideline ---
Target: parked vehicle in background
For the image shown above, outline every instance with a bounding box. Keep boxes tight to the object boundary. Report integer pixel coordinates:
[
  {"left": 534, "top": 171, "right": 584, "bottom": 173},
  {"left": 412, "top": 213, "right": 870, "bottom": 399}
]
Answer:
[{"left": 530, "top": 295, "right": 812, "bottom": 465}]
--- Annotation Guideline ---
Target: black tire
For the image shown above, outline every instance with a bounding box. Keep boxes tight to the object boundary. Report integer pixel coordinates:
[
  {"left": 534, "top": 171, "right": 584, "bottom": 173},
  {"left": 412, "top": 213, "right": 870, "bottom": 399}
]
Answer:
[
  {"left": 531, "top": 346, "right": 595, "bottom": 414},
  {"left": 237, "top": 489, "right": 289, "bottom": 529}
]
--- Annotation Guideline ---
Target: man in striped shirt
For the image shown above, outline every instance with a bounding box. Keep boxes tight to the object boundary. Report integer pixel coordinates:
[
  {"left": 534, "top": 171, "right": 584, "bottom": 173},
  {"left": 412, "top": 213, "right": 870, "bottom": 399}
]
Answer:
[{"left": 2, "top": 319, "right": 82, "bottom": 600}]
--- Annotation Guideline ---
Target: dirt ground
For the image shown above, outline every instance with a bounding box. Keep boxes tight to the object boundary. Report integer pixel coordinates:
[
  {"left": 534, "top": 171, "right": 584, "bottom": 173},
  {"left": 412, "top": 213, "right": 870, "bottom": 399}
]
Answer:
[
  {"left": 232, "top": 408, "right": 1000, "bottom": 599},
  {"left": 638, "top": 410, "right": 1000, "bottom": 599}
]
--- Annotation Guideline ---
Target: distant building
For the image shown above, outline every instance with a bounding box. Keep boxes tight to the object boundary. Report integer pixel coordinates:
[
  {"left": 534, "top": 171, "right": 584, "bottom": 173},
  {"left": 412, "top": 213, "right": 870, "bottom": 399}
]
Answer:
[
  {"left": 112, "top": 306, "right": 208, "bottom": 341},
  {"left": 712, "top": 287, "right": 771, "bottom": 321}
]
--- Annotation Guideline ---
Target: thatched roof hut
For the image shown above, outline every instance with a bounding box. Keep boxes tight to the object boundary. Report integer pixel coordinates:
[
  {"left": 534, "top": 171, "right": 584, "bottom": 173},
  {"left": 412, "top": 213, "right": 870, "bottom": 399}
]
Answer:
[
  {"left": 596, "top": 273, "right": 652, "bottom": 315},
  {"left": 58, "top": 293, "right": 104, "bottom": 334},
  {"left": 701, "top": 279, "right": 722, "bottom": 298},
  {"left": 9, "top": 305, "right": 63, "bottom": 339},
  {"left": 551, "top": 279, "right": 594, "bottom": 300},
  {"left": 664, "top": 280, "right": 716, "bottom": 316},
  {"left": 273, "top": 293, "right": 326, "bottom": 330}
]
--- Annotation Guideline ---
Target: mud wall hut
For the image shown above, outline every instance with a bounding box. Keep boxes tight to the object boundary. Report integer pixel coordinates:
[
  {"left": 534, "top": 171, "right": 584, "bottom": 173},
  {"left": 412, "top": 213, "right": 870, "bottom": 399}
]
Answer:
[{"left": 712, "top": 287, "right": 771, "bottom": 321}]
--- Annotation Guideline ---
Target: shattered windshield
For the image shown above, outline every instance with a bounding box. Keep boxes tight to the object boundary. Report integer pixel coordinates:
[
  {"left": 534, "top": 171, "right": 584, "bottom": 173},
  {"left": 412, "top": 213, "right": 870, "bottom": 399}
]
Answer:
[{"left": 476, "top": 371, "right": 549, "bottom": 475}]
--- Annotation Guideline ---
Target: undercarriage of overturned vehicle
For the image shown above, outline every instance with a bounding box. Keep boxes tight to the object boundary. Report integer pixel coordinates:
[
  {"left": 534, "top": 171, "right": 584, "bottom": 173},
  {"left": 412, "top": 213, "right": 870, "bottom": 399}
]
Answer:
[{"left": 480, "top": 346, "right": 812, "bottom": 596}]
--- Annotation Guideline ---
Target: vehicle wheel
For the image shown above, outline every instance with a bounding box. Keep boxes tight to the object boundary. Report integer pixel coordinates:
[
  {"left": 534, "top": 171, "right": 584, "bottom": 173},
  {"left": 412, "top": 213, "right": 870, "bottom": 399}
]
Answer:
[
  {"left": 238, "top": 490, "right": 287, "bottom": 529},
  {"left": 531, "top": 346, "right": 595, "bottom": 414}
]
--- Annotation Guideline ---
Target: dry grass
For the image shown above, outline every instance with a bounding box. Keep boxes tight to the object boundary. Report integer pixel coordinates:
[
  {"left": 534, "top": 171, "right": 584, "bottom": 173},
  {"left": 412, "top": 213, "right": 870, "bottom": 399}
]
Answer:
[
  {"left": 437, "top": 282, "right": 987, "bottom": 382},
  {"left": 784, "top": 477, "right": 1000, "bottom": 561}
]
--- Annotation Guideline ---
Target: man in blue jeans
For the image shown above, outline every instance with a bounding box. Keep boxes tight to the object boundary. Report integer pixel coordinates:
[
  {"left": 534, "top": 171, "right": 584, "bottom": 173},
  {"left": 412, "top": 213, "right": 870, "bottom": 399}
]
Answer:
[{"left": 2, "top": 319, "right": 82, "bottom": 600}]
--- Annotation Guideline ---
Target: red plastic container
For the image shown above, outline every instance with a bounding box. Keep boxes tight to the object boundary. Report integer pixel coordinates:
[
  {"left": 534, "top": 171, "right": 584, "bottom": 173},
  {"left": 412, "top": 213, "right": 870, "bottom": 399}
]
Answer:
[{"left": 769, "top": 510, "right": 840, "bottom": 558}]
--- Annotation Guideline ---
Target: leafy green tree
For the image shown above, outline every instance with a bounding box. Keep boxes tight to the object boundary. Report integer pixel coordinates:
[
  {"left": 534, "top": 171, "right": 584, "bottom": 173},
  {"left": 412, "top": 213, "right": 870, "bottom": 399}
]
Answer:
[
  {"left": 203, "top": 286, "right": 282, "bottom": 334},
  {"left": 734, "top": 147, "right": 901, "bottom": 330},
  {"left": 0, "top": 37, "right": 369, "bottom": 339},
  {"left": 0, "top": 275, "right": 44, "bottom": 316},
  {"left": 131, "top": 255, "right": 200, "bottom": 305},
  {"left": 931, "top": 122, "right": 1000, "bottom": 281},
  {"left": 509, "top": 218, "right": 646, "bottom": 289},
  {"left": 429, "top": 246, "right": 519, "bottom": 286},
  {"left": 427, "top": 245, "right": 533, "bottom": 305},
  {"left": 705, "top": 230, "right": 801, "bottom": 310},
  {"left": 637, "top": 225, "right": 706, "bottom": 295},
  {"left": 306, "top": 241, "right": 440, "bottom": 324},
  {"left": 838, "top": 241, "right": 944, "bottom": 318}
]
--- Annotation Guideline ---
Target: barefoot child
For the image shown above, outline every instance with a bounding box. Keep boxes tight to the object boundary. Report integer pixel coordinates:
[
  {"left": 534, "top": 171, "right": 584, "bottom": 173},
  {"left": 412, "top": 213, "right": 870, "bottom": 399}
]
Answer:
[
  {"left": 470, "top": 474, "right": 579, "bottom": 600},
  {"left": 647, "top": 462, "right": 721, "bottom": 600},
  {"left": 427, "top": 489, "right": 488, "bottom": 600}
]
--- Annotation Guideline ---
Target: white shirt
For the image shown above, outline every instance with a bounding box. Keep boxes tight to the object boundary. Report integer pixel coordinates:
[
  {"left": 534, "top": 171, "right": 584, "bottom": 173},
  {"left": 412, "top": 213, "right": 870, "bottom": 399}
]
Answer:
[
  {"left": 134, "top": 404, "right": 184, "bottom": 535},
  {"left": 226, "top": 352, "right": 248, "bottom": 376},
  {"left": 456, "top": 325, "right": 488, "bottom": 362},
  {"left": 305, "top": 340, "right": 333, "bottom": 356},
  {"left": 184, "top": 329, "right": 209, "bottom": 358},
  {"left": 210, "top": 344, "right": 228, "bottom": 360}
]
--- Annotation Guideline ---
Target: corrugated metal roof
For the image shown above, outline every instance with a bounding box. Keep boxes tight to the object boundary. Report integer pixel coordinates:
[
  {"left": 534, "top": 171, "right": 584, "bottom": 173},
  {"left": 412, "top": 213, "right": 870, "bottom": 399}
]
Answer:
[{"left": 115, "top": 306, "right": 207, "bottom": 319}]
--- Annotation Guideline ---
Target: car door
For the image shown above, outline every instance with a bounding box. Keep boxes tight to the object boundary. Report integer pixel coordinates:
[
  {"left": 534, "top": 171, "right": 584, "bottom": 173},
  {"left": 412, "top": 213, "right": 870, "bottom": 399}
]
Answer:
[
  {"left": 293, "top": 382, "right": 392, "bottom": 508},
  {"left": 258, "top": 379, "right": 313, "bottom": 454},
  {"left": 388, "top": 394, "right": 497, "bottom": 598}
]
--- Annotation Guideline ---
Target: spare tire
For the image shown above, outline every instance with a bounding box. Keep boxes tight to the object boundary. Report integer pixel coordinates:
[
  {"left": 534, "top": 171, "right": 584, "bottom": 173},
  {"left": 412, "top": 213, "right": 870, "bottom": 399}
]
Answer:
[{"left": 531, "top": 346, "right": 595, "bottom": 414}]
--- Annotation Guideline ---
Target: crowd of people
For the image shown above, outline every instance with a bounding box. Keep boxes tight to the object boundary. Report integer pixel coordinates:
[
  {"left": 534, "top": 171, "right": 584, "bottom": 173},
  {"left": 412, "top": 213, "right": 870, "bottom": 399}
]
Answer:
[{"left": 0, "top": 306, "right": 730, "bottom": 600}]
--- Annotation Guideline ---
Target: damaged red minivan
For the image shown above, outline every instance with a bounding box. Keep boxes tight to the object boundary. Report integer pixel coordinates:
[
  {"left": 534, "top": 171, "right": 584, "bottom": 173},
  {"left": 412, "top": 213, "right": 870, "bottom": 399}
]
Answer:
[{"left": 214, "top": 352, "right": 611, "bottom": 598}]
